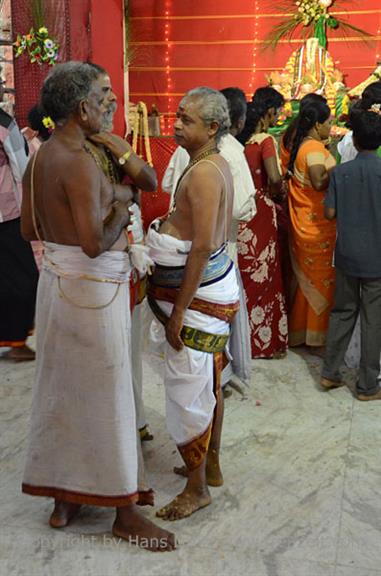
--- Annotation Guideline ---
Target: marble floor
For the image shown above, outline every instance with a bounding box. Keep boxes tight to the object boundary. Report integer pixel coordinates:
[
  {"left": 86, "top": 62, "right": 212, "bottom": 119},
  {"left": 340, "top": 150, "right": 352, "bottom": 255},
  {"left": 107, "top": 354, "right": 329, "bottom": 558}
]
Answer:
[{"left": 1, "top": 342, "right": 381, "bottom": 576}]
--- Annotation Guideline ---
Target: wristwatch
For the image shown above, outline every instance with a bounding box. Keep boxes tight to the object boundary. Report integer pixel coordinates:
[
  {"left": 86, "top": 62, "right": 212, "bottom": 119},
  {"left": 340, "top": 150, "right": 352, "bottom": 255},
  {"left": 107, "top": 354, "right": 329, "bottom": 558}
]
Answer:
[{"left": 118, "top": 149, "right": 133, "bottom": 165}]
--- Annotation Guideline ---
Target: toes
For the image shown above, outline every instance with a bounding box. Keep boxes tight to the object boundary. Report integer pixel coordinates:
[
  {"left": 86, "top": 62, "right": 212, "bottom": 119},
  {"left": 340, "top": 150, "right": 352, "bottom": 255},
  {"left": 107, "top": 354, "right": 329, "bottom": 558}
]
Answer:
[
  {"left": 49, "top": 515, "right": 66, "bottom": 528},
  {"left": 156, "top": 504, "right": 179, "bottom": 521},
  {"left": 156, "top": 505, "right": 169, "bottom": 519},
  {"left": 164, "top": 508, "right": 177, "bottom": 521},
  {"left": 156, "top": 494, "right": 201, "bottom": 521},
  {"left": 167, "top": 507, "right": 180, "bottom": 521},
  {"left": 158, "top": 533, "right": 176, "bottom": 551}
]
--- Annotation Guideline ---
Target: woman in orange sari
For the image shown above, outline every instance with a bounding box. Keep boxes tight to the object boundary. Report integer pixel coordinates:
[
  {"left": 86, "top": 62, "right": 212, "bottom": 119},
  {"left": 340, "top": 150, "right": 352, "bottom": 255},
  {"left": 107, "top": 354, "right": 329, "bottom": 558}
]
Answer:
[
  {"left": 287, "top": 100, "right": 336, "bottom": 352},
  {"left": 280, "top": 93, "right": 328, "bottom": 176}
]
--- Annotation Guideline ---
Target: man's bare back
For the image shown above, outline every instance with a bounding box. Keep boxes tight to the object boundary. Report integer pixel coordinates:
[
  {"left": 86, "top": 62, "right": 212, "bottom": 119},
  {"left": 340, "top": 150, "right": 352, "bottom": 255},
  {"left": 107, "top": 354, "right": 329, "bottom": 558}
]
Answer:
[
  {"left": 22, "top": 138, "right": 129, "bottom": 254},
  {"left": 160, "top": 153, "right": 234, "bottom": 251}
]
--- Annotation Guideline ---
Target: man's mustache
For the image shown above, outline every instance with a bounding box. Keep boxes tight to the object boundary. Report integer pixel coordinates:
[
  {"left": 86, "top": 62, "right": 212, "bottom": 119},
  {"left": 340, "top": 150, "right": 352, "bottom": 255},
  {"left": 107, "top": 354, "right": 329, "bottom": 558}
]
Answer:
[{"left": 105, "top": 103, "right": 117, "bottom": 116}]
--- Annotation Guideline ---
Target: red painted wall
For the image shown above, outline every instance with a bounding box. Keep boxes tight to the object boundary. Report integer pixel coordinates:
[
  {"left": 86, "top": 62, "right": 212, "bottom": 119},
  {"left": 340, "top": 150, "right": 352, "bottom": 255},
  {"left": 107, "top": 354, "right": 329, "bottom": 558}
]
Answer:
[
  {"left": 90, "top": 0, "right": 125, "bottom": 135},
  {"left": 128, "top": 0, "right": 381, "bottom": 119}
]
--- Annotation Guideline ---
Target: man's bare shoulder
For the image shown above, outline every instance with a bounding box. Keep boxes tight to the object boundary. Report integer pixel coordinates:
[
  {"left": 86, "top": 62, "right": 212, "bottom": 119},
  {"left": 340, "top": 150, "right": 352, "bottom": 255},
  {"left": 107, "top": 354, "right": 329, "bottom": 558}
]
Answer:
[
  {"left": 41, "top": 142, "right": 99, "bottom": 181},
  {"left": 188, "top": 153, "right": 229, "bottom": 181}
]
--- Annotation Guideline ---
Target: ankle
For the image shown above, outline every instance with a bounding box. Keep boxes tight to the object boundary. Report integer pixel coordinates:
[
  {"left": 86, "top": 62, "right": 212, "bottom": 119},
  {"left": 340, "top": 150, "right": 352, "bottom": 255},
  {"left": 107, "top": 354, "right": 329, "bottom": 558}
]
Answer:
[
  {"left": 184, "top": 478, "right": 210, "bottom": 496},
  {"left": 116, "top": 504, "right": 139, "bottom": 523}
]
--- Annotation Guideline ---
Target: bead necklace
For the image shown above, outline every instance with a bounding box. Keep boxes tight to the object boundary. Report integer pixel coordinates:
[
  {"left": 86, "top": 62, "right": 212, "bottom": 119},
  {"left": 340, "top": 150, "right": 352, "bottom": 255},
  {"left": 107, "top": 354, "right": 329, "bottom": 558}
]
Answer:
[{"left": 83, "top": 142, "right": 119, "bottom": 184}]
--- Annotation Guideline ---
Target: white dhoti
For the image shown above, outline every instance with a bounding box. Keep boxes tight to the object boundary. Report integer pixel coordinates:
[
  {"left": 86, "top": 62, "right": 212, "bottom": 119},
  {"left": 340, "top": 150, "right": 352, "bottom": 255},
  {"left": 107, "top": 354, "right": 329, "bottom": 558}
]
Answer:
[
  {"left": 222, "top": 238, "right": 252, "bottom": 386},
  {"left": 22, "top": 242, "right": 153, "bottom": 506},
  {"left": 128, "top": 203, "right": 151, "bottom": 434},
  {"left": 131, "top": 302, "right": 147, "bottom": 431},
  {"left": 146, "top": 227, "right": 239, "bottom": 470}
]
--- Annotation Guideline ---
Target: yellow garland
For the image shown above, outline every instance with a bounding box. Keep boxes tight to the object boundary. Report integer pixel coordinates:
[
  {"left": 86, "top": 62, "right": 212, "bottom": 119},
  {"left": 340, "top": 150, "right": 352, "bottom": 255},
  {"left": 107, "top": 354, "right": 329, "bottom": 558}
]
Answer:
[{"left": 131, "top": 101, "right": 153, "bottom": 167}]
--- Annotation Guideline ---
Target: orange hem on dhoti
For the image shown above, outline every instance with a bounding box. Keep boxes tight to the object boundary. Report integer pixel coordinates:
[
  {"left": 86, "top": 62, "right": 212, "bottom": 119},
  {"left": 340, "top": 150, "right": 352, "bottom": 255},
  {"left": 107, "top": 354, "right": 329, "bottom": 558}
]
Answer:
[
  {"left": 22, "top": 483, "right": 154, "bottom": 507},
  {"left": 0, "top": 340, "right": 26, "bottom": 348}
]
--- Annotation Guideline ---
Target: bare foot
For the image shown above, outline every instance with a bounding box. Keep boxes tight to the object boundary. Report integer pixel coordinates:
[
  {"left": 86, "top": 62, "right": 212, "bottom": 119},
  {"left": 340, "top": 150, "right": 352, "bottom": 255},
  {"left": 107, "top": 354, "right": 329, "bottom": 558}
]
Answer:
[
  {"left": 49, "top": 500, "right": 81, "bottom": 528},
  {"left": 156, "top": 487, "right": 211, "bottom": 521},
  {"left": 113, "top": 505, "right": 176, "bottom": 551},
  {"left": 4, "top": 345, "right": 35, "bottom": 362}
]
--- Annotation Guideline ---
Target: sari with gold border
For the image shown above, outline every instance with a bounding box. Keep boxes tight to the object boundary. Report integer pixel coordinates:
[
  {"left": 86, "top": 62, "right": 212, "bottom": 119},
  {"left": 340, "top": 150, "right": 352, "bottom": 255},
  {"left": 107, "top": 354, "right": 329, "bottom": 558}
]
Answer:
[{"left": 288, "top": 139, "right": 336, "bottom": 346}]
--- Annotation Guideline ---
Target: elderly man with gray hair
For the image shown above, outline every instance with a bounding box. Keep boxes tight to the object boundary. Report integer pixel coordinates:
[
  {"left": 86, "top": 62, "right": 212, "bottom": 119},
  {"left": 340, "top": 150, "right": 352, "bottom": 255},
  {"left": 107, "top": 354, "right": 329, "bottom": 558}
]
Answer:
[
  {"left": 146, "top": 87, "right": 240, "bottom": 520},
  {"left": 20, "top": 61, "right": 175, "bottom": 551}
]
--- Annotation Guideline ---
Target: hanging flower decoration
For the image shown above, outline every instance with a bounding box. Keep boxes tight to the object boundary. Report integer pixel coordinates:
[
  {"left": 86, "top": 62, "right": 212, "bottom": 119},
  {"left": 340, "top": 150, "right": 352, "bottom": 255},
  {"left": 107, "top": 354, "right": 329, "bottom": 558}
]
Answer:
[
  {"left": 13, "top": 27, "right": 59, "bottom": 66},
  {"left": 264, "top": 0, "right": 372, "bottom": 50}
]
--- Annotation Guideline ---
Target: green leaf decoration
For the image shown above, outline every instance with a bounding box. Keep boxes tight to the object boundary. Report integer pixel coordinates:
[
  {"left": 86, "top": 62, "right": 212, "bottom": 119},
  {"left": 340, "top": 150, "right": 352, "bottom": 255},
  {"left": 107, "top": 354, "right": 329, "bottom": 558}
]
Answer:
[
  {"left": 13, "top": 25, "right": 59, "bottom": 66},
  {"left": 327, "top": 18, "right": 338, "bottom": 29}
]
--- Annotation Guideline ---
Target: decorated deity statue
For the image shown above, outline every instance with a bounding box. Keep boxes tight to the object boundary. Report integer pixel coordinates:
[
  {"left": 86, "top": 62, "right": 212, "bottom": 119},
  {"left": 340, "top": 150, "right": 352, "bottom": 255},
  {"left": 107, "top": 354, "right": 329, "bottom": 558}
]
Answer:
[
  {"left": 264, "top": 0, "right": 370, "bottom": 119},
  {"left": 268, "top": 37, "right": 347, "bottom": 116}
]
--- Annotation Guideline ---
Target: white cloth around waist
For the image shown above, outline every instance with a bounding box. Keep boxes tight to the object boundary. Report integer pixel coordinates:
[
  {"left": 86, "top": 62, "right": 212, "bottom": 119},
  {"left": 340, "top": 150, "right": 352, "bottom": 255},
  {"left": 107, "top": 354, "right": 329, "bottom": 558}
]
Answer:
[
  {"left": 146, "top": 225, "right": 239, "bottom": 304},
  {"left": 42, "top": 241, "right": 131, "bottom": 283}
]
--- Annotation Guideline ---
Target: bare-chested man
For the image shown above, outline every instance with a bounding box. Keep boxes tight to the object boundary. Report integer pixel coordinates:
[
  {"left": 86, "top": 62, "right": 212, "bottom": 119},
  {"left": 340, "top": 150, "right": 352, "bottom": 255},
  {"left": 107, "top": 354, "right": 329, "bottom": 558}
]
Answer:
[
  {"left": 146, "top": 87, "right": 240, "bottom": 520},
  {"left": 20, "top": 62, "right": 175, "bottom": 551},
  {"left": 84, "top": 62, "right": 155, "bottom": 441}
]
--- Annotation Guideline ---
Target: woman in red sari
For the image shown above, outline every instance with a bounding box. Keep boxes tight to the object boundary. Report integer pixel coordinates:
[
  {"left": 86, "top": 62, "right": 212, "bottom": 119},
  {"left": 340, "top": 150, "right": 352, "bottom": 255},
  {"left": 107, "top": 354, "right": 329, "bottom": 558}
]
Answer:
[{"left": 237, "top": 87, "right": 288, "bottom": 358}]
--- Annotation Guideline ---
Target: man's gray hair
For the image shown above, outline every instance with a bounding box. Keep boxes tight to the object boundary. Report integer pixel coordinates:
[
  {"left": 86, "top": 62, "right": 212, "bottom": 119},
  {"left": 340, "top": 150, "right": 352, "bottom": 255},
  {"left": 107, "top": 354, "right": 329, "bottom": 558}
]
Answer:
[
  {"left": 41, "top": 61, "right": 102, "bottom": 123},
  {"left": 180, "top": 87, "right": 231, "bottom": 142}
]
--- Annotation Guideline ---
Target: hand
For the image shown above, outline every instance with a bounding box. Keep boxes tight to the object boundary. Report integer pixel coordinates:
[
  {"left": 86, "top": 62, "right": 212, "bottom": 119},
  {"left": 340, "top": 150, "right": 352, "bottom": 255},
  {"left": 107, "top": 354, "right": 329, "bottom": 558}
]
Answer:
[
  {"left": 89, "top": 132, "right": 133, "bottom": 160},
  {"left": 165, "top": 308, "right": 185, "bottom": 351}
]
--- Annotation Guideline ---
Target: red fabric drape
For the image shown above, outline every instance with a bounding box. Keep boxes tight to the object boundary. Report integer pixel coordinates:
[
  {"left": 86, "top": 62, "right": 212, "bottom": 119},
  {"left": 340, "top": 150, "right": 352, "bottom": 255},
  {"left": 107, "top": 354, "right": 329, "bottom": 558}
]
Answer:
[
  {"left": 140, "top": 136, "right": 177, "bottom": 228},
  {"left": 11, "top": 0, "right": 126, "bottom": 134},
  {"left": 129, "top": 0, "right": 381, "bottom": 117},
  {"left": 11, "top": 0, "right": 91, "bottom": 128}
]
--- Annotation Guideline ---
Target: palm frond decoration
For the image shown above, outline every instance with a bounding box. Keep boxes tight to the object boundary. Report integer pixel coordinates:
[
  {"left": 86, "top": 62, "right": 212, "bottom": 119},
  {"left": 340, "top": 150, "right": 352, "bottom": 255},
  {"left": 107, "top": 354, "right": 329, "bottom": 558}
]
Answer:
[
  {"left": 262, "top": 0, "right": 373, "bottom": 50},
  {"left": 335, "top": 20, "right": 374, "bottom": 44}
]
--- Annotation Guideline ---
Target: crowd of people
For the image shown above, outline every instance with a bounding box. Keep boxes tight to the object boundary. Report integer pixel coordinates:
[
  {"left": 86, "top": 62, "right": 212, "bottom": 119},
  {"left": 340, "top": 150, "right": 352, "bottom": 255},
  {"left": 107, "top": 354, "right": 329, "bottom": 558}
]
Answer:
[{"left": 1, "top": 61, "right": 380, "bottom": 551}]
